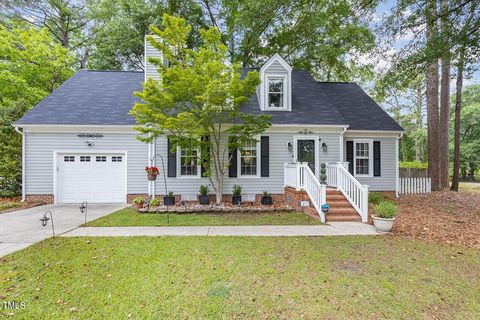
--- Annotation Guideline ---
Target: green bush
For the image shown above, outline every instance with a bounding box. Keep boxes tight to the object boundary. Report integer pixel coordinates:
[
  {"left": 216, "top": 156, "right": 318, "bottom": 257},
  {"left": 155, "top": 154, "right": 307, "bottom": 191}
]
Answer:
[
  {"left": 375, "top": 201, "right": 396, "bottom": 219},
  {"left": 368, "top": 192, "right": 387, "bottom": 205},
  {"left": 400, "top": 161, "right": 428, "bottom": 169},
  {"left": 149, "top": 198, "right": 160, "bottom": 207},
  {"left": 232, "top": 184, "right": 242, "bottom": 196},
  {"left": 132, "top": 197, "right": 144, "bottom": 204},
  {"left": 199, "top": 185, "right": 210, "bottom": 196}
]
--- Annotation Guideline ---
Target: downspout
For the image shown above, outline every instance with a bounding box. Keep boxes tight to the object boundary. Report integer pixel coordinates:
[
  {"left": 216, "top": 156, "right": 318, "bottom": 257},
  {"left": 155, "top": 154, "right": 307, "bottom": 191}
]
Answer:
[
  {"left": 339, "top": 126, "right": 347, "bottom": 162},
  {"left": 14, "top": 126, "right": 26, "bottom": 202},
  {"left": 395, "top": 133, "right": 404, "bottom": 197}
]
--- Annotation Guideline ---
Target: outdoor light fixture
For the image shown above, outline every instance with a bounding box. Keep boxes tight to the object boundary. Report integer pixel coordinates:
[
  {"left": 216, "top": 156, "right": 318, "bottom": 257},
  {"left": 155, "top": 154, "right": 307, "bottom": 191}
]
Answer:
[
  {"left": 287, "top": 141, "right": 293, "bottom": 153},
  {"left": 322, "top": 142, "right": 328, "bottom": 152},
  {"left": 79, "top": 201, "right": 88, "bottom": 224},
  {"left": 40, "top": 210, "right": 55, "bottom": 237}
]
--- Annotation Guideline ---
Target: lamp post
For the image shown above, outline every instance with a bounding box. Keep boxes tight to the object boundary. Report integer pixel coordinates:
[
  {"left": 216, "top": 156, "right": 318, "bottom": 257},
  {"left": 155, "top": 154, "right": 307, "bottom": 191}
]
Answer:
[
  {"left": 40, "top": 210, "right": 55, "bottom": 237},
  {"left": 150, "top": 153, "right": 169, "bottom": 223},
  {"left": 79, "top": 201, "right": 88, "bottom": 224}
]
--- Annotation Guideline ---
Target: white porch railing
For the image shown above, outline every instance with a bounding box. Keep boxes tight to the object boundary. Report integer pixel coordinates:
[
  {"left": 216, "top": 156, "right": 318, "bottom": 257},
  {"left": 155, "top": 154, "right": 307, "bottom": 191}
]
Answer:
[
  {"left": 334, "top": 162, "right": 369, "bottom": 222},
  {"left": 399, "top": 177, "right": 431, "bottom": 194},
  {"left": 284, "top": 162, "right": 327, "bottom": 223}
]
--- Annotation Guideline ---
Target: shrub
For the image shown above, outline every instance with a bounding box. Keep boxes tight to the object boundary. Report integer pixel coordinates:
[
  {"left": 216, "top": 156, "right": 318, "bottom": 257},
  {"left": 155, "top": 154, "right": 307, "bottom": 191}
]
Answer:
[
  {"left": 368, "top": 192, "right": 387, "bottom": 205},
  {"left": 263, "top": 190, "right": 271, "bottom": 197},
  {"left": 400, "top": 161, "right": 428, "bottom": 169},
  {"left": 199, "top": 185, "right": 210, "bottom": 196},
  {"left": 232, "top": 184, "right": 242, "bottom": 196},
  {"left": 320, "top": 163, "right": 327, "bottom": 183},
  {"left": 167, "top": 191, "right": 174, "bottom": 198},
  {"left": 132, "top": 196, "right": 144, "bottom": 204},
  {"left": 149, "top": 198, "right": 160, "bottom": 207},
  {"left": 375, "top": 201, "right": 396, "bottom": 219}
]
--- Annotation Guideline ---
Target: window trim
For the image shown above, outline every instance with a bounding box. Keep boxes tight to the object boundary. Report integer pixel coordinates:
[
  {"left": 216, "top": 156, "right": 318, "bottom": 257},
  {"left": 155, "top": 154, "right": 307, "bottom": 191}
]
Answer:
[
  {"left": 237, "top": 138, "right": 261, "bottom": 178},
  {"left": 264, "top": 75, "right": 288, "bottom": 111},
  {"left": 176, "top": 147, "right": 201, "bottom": 179},
  {"left": 353, "top": 139, "right": 373, "bottom": 177}
]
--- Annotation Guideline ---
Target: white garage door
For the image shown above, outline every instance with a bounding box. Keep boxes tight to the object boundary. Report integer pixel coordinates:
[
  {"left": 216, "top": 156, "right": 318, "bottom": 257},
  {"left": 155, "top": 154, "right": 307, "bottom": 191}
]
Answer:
[{"left": 56, "top": 153, "right": 126, "bottom": 203}]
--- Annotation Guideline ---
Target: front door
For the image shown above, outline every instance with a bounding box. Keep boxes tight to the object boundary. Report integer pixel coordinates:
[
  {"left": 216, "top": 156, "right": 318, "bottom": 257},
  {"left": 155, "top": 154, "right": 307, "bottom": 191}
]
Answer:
[{"left": 295, "top": 138, "right": 317, "bottom": 174}]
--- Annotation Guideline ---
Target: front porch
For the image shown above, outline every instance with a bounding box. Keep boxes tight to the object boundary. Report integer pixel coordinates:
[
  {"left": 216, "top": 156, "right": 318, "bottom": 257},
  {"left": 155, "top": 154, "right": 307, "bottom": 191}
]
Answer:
[{"left": 284, "top": 162, "right": 369, "bottom": 223}]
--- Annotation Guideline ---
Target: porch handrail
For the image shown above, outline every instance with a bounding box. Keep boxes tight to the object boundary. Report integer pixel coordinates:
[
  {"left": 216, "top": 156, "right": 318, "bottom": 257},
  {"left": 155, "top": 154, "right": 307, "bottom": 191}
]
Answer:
[
  {"left": 335, "top": 162, "right": 369, "bottom": 222},
  {"left": 284, "top": 162, "right": 326, "bottom": 223}
]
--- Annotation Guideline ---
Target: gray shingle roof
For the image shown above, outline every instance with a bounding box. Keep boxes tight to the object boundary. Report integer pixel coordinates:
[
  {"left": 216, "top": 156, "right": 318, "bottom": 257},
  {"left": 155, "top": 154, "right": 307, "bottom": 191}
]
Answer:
[{"left": 15, "top": 69, "right": 403, "bottom": 131}]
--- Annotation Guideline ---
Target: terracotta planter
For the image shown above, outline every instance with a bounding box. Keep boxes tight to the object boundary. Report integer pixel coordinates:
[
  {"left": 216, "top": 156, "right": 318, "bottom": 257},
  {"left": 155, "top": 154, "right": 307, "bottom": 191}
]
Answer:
[
  {"left": 232, "top": 195, "right": 242, "bottom": 205},
  {"left": 372, "top": 216, "right": 395, "bottom": 233},
  {"left": 147, "top": 173, "right": 157, "bottom": 181},
  {"left": 198, "top": 195, "right": 209, "bottom": 205},
  {"left": 133, "top": 202, "right": 143, "bottom": 209},
  {"left": 164, "top": 196, "right": 175, "bottom": 206},
  {"left": 261, "top": 196, "right": 272, "bottom": 205}
]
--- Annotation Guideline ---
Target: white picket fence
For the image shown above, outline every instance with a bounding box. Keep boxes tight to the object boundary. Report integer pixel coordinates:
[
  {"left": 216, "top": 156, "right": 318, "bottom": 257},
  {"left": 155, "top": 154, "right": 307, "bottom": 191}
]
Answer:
[{"left": 399, "top": 177, "right": 431, "bottom": 194}]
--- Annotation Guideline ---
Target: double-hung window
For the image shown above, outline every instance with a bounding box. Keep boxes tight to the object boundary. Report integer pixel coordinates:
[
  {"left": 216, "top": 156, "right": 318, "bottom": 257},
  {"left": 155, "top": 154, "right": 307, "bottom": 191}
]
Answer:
[
  {"left": 354, "top": 140, "right": 373, "bottom": 176},
  {"left": 178, "top": 148, "right": 200, "bottom": 177},
  {"left": 238, "top": 140, "right": 259, "bottom": 177},
  {"left": 267, "top": 77, "right": 286, "bottom": 109}
]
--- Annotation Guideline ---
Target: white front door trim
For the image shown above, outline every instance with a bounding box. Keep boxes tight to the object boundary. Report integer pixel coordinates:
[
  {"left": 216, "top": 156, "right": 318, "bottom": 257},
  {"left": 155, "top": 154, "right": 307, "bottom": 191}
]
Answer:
[{"left": 293, "top": 135, "right": 320, "bottom": 178}]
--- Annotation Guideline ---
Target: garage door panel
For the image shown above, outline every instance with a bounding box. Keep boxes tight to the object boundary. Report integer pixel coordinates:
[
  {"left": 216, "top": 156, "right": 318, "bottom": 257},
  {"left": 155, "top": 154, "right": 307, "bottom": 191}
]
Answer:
[{"left": 57, "top": 153, "right": 126, "bottom": 203}]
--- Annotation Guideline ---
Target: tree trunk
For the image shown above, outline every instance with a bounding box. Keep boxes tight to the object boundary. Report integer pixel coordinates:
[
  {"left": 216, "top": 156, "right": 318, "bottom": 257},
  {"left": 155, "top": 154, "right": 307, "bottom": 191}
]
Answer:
[
  {"left": 425, "top": 0, "right": 440, "bottom": 190},
  {"left": 450, "top": 49, "right": 464, "bottom": 191},
  {"left": 415, "top": 84, "right": 424, "bottom": 162},
  {"left": 439, "top": 0, "right": 450, "bottom": 189}
]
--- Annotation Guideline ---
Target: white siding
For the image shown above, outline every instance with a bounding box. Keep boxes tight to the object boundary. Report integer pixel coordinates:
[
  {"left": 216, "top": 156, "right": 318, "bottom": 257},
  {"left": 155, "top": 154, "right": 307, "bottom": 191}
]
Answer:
[
  {"left": 154, "top": 131, "right": 342, "bottom": 196},
  {"left": 25, "top": 132, "right": 148, "bottom": 195},
  {"left": 265, "top": 61, "right": 289, "bottom": 75},
  {"left": 344, "top": 137, "right": 397, "bottom": 191},
  {"left": 145, "top": 35, "right": 162, "bottom": 80}
]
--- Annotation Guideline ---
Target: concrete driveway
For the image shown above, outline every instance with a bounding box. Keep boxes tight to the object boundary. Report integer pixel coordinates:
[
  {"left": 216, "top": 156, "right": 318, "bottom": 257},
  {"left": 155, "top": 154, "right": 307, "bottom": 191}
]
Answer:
[{"left": 0, "top": 204, "right": 125, "bottom": 257}]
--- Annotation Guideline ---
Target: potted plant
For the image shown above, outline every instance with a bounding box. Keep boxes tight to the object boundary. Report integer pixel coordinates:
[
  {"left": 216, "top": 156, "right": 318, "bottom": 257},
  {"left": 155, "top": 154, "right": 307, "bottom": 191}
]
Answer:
[
  {"left": 145, "top": 166, "right": 159, "bottom": 181},
  {"left": 320, "top": 163, "right": 327, "bottom": 185},
  {"left": 372, "top": 201, "right": 397, "bottom": 233},
  {"left": 261, "top": 190, "right": 273, "bottom": 205},
  {"left": 149, "top": 198, "right": 160, "bottom": 207},
  {"left": 198, "top": 185, "right": 210, "bottom": 205},
  {"left": 132, "top": 196, "right": 144, "bottom": 209},
  {"left": 232, "top": 185, "right": 242, "bottom": 205},
  {"left": 164, "top": 191, "right": 175, "bottom": 206}
]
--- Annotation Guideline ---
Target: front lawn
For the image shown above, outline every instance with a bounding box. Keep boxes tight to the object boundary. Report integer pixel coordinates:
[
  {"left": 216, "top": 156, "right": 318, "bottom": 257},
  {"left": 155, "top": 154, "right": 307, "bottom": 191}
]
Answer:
[
  {"left": 1, "top": 236, "right": 479, "bottom": 319},
  {"left": 84, "top": 207, "right": 319, "bottom": 226}
]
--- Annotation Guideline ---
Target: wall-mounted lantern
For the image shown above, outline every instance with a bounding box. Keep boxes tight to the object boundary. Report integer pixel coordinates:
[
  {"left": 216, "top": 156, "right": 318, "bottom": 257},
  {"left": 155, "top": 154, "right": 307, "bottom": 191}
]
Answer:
[
  {"left": 322, "top": 142, "right": 328, "bottom": 152},
  {"left": 287, "top": 141, "right": 293, "bottom": 153}
]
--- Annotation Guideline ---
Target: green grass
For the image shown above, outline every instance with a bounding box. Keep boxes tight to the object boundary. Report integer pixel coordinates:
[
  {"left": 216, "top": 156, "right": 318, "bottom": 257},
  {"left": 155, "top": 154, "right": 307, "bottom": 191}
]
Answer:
[
  {"left": 459, "top": 182, "right": 480, "bottom": 194},
  {"left": 1, "top": 237, "right": 479, "bottom": 319},
  {"left": 84, "top": 207, "right": 320, "bottom": 227},
  {"left": 0, "top": 201, "right": 19, "bottom": 212}
]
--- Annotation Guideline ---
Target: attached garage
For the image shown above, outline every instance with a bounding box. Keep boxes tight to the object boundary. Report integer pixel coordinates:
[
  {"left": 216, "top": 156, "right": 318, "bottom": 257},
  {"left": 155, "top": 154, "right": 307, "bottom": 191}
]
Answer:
[{"left": 55, "top": 152, "right": 127, "bottom": 203}]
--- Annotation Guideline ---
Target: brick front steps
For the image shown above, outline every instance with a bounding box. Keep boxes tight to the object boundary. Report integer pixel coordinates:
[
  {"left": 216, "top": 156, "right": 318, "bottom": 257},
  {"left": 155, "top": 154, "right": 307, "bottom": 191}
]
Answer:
[{"left": 326, "top": 189, "right": 361, "bottom": 222}]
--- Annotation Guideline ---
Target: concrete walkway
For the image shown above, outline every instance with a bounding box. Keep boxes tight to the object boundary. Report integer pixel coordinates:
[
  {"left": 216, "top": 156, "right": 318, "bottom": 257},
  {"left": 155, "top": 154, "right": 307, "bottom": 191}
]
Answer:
[
  {"left": 0, "top": 204, "right": 125, "bottom": 257},
  {"left": 62, "top": 222, "right": 379, "bottom": 237}
]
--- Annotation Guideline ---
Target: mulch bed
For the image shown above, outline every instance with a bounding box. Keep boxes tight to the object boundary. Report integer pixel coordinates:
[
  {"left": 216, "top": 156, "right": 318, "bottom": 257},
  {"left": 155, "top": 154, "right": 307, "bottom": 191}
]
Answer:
[
  {"left": 386, "top": 190, "right": 480, "bottom": 249},
  {"left": 139, "top": 201, "right": 294, "bottom": 214}
]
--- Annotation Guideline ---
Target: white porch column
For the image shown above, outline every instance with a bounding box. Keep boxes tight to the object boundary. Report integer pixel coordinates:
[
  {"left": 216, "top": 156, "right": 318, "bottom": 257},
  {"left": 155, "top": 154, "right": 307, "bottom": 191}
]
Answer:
[{"left": 361, "top": 184, "right": 369, "bottom": 222}]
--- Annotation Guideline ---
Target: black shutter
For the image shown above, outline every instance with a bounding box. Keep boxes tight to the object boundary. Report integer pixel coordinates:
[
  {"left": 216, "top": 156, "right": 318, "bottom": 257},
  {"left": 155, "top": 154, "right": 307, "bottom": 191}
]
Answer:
[
  {"left": 260, "top": 136, "right": 269, "bottom": 177},
  {"left": 201, "top": 135, "right": 210, "bottom": 177},
  {"left": 374, "top": 141, "right": 381, "bottom": 177},
  {"left": 346, "top": 141, "right": 354, "bottom": 175},
  {"left": 228, "top": 137, "right": 237, "bottom": 178},
  {"left": 167, "top": 138, "right": 176, "bottom": 177}
]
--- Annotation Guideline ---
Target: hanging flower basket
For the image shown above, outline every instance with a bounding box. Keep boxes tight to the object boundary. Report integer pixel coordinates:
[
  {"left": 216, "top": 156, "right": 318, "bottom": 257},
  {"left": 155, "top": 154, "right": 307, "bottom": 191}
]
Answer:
[{"left": 145, "top": 166, "right": 159, "bottom": 181}]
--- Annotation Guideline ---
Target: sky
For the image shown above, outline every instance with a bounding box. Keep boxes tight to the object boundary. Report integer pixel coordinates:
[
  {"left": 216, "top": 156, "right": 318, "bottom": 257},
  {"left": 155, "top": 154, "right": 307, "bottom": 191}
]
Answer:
[{"left": 372, "top": 0, "right": 479, "bottom": 86}]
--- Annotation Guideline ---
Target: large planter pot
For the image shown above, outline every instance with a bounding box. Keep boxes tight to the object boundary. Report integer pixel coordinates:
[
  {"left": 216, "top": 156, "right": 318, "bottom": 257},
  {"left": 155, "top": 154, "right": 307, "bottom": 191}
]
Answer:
[
  {"left": 133, "top": 203, "right": 143, "bottom": 210},
  {"left": 163, "top": 196, "right": 175, "bottom": 206},
  {"left": 261, "top": 196, "right": 272, "bottom": 205},
  {"left": 198, "top": 195, "right": 210, "bottom": 205},
  {"left": 147, "top": 173, "right": 157, "bottom": 181},
  {"left": 232, "top": 195, "right": 242, "bottom": 205},
  {"left": 372, "top": 216, "right": 395, "bottom": 233}
]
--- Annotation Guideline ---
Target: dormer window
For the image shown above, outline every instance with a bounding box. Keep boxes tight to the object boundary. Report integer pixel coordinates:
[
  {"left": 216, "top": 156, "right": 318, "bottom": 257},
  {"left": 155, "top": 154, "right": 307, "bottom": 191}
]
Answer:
[
  {"left": 259, "top": 54, "right": 292, "bottom": 111},
  {"left": 268, "top": 78, "right": 285, "bottom": 108}
]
